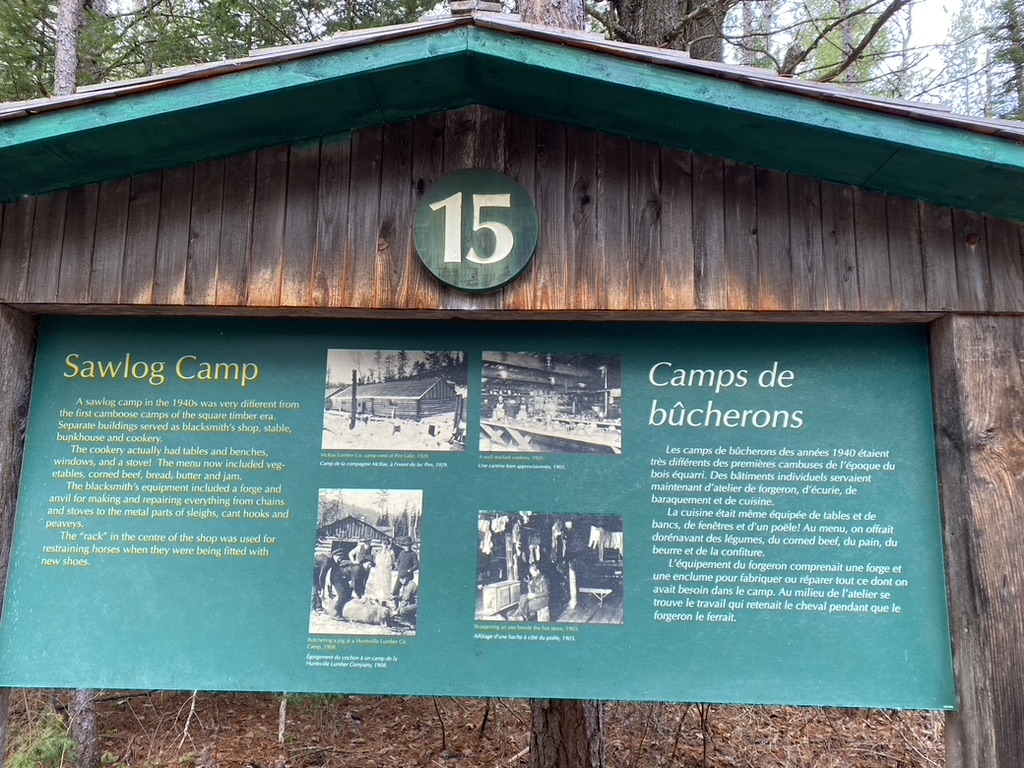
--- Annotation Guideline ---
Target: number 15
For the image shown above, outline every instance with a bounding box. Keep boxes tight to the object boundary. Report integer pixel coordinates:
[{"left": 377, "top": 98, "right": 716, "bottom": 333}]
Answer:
[{"left": 430, "top": 192, "right": 515, "bottom": 265}]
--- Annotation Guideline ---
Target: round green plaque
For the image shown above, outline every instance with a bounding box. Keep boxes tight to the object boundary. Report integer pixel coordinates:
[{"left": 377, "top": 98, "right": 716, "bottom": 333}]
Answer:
[{"left": 413, "top": 169, "right": 539, "bottom": 293}]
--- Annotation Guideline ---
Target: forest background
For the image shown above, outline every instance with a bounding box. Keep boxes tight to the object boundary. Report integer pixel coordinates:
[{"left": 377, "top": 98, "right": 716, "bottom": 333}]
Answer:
[
  {"left": 1, "top": 0, "right": 1022, "bottom": 117},
  {"left": 0, "top": 0, "right": 1016, "bottom": 764}
]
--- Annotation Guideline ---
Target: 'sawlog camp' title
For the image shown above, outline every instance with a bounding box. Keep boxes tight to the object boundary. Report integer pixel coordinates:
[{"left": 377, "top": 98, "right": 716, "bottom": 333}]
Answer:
[
  {"left": 63, "top": 353, "right": 260, "bottom": 387},
  {"left": 648, "top": 361, "right": 804, "bottom": 430}
]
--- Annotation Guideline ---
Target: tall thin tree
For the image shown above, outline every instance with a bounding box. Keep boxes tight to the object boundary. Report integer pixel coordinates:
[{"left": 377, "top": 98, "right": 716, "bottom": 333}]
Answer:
[{"left": 53, "top": 0, "right": 82, "bottom": 94}]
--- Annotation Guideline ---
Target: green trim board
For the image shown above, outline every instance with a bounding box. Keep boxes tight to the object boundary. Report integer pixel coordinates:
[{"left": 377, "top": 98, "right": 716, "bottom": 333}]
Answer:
[
  {"left": 0, "top": 318, "right": 954, "bottom": 708},
  {"left": 1, "top": 20, "right": 1024, "bottom": 222}
]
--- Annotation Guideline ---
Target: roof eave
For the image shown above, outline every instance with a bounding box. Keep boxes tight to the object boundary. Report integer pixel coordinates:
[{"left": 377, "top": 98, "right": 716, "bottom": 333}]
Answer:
[{"left": 0, "top": 17, "right": 1022, "bottom": 221}]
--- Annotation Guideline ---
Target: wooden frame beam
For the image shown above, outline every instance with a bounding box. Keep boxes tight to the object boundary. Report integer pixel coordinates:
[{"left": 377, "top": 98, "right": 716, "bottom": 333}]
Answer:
[{"left": 931, "top": 314, "right": 1024, "bottom": 767}]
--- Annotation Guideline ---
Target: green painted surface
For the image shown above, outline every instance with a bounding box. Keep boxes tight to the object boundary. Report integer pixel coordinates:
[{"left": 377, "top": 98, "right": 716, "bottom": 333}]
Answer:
[
  {"left": 1, "top": 23, "right": 1023, "bottom": 221},
  {"left": 0, "top": 317, "right": 955, "bottom": 708}
]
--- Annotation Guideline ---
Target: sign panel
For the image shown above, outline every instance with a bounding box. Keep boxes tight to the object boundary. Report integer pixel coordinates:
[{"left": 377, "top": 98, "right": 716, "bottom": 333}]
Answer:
[{"left": 0, "top": 318, "right": 955, "bottom": 708}]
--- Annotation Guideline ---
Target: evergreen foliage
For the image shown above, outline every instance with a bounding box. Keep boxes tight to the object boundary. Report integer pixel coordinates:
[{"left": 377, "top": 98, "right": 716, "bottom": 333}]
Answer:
[
  {"left": 0, "top": 0, "right": 437, "bottom": 102},
  {"left": 6, "top": 706, "right": 77, "bottom": 768},
  {"left": 988, "top": 0, "right": 1024, "bottom": 117}
]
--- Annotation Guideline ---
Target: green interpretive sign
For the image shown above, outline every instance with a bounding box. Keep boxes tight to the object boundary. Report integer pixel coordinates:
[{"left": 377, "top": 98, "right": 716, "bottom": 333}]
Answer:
[{"left": 0, "top": 318, "right": 955, "bottom": 708}]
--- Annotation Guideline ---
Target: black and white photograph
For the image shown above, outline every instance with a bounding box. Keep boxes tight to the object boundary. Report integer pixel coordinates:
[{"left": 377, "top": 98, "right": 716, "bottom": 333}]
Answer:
[
  {"left": 323, "top": 349, "right": 468, "bottom": 451},
  {"left": 479, "top": 352, "right": 622, "bottom": 454},
  {"left": 310, "top": 488, "right": 422, "bottom": 636},
  {"left": 476, "top": 511, "right": 624, "bottom": 625}
]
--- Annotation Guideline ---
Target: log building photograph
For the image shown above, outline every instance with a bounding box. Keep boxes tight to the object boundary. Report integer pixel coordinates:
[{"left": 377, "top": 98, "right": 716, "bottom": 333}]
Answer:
[{"left": 323, "top": 348, "right": 468, "bottom": 451}]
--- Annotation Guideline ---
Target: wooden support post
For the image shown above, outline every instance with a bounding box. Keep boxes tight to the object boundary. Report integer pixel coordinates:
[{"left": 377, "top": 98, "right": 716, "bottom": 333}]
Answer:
[
  {"left": 0, "top": 306, "right": 38, "bottom": 760},
  {"left": 350, "top": 370, "right": 357, "bottom": 431},
  {"left": 931, "top": 314, "right": 1024, "bottom": 768}
]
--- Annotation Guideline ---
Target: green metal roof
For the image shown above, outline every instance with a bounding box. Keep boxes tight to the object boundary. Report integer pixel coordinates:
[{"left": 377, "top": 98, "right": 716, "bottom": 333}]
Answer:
[{"left": 2, "top": 13, "right": 1024, "bottom": 220}]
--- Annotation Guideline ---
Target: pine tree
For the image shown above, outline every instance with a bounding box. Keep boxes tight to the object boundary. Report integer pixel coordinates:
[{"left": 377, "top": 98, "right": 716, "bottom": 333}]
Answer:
[{"left": 989, "top": 0, "right": 1024, "bottom": 117}]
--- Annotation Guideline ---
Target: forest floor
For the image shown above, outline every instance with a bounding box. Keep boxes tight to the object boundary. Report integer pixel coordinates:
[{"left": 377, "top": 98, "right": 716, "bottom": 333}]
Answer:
[{"left": 5, "top": 690, "right": 945, "bottom": 768}]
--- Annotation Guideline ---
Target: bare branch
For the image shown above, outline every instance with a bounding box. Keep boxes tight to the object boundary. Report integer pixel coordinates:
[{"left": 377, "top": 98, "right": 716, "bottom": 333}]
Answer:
[
  {"left": 816, "top": 0, "right": 914, "bottom": 82},
  {"left": 778, "top": 0, "right": 893, "bottom": 75}
]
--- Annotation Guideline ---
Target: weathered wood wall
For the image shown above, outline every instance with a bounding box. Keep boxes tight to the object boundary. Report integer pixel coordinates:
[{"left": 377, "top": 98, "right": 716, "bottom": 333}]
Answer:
[{"left": 1, "top": 106, "right": 1020, "bottom": 315}]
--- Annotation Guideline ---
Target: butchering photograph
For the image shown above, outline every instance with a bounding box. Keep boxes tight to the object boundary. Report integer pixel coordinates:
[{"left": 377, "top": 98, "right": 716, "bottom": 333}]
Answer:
[
  {"left": 479, "top": 352, "right": 622, "bottom": 454},
  {"left": 476, "top": 511, "right": 624, "bottom": 625},
  {"left": 310, "top": 488, "right": 422, "bottom": 637},
  {"left": 322, "top": 349, "right": 468, "bottom": 451}
]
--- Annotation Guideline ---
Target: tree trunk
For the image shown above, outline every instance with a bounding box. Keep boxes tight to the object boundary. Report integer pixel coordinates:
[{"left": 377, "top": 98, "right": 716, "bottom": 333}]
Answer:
[
  {"left": 70, "top": 690, "right": 99, "bottom": 768},
  {"left": 0, "top": 308, "right": 37, "bottom": 764},
  {"left": 519, "top": 0, "right": 586, "bottom": 30},
  {"left": 611, "top": 0, "right": 731, "bottom": 60},
  {"left": 530, "top": 700, "right": 605, "bottom": 768},
  {"left": 54, "top": 0, "right": 83, "bottom": 95}
]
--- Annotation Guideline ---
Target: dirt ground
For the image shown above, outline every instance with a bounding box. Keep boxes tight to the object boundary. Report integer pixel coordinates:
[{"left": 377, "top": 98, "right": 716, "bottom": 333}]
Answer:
[
  {"left": 322, "top": 412, "right": 465, "bottom": 452},
  {"left": 5, "top": 690, "right": 945, "bottom": 768}
]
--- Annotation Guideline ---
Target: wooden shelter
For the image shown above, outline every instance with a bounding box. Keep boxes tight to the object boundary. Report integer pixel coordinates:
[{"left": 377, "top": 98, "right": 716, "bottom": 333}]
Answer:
[
  {"left": 328, "top": 377, "right": 459, "bottom": 420},
  {"left": 1, "top": 8, "right": 1024, "bottom": 766},
  {"left": 318, "top": 515, "right": 391, "bottom": 548}
]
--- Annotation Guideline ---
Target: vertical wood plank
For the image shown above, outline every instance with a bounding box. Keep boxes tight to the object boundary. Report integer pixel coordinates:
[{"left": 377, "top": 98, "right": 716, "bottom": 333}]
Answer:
[
  {"left": 932, "top": 315, "right": 1024, "bottom": 768},
  {"left": 0, "top": 198, "right": 36, "bottom": 303},
  {"left": 440, "top": 107, "right": 480, "bottom": 311},
  {"left": 475, "top": 106, "right": 507, "bottom": 172},
  {"left": 953, "top": 209, "right": 993, "bottom": 312},
  {"left": 820, "top": 181, "right": 859, "bottom": 310},
  {"left": 444, "top": 106, "right": 479, "bottom": 174},
  {"left": 313, "top": 133, "right": 352, "bottom": 308},
  {"left": 788, "top": 175, "right": 825, "bottom": 310},
  {"left": 630, "top": 139, "right": 662, "bottom": 310},
  {"left": 852, "top": 188, "right": 892, "bottom": 311},
  {"left": 596, "top": 133, "right": 631, "bottom": 309},
  {"left": 499, "top": 112, "right": 539, "bottom": 311},
  {"left": 246, "top": 146, "right": 289, "bottom": 306},
  {"left": 566, "top": 125, "right": 598, "bottom": 311},
  {"left": 404, "top": 116, "right": 445, "bottom": 309},
  {"left": 755, "top": 167, "right": 791, "bottom": 311},
  {"left": 987, "top": 217, "right": 1024, "bottom": 313},
  {"left": 280, "top": 139, "right": 321, "bottom": 307},
  {"left": 121, "top": 172, "right": 162, "bottom": 304},
  {"left": 346, "top": 125, "right": 384, "bottom": 308},
  {"left": 88, "top": 178, "right": 130, "bottom": 304},
  {"left": 152, "top": 165, "right": 195, "bottom": 305},
  {"left": 57, "top": 185, "right": 98, "bottom": 303},
  {"left": 658, "top": 147, "right": 695, "bottom": 309},
  {"left": 920, "top": 202, "right": 958, "bottom": 311},
  {"left": 722, "top": 159, "right": 758, "bottom": 311},
  {"left": 518, "top": 117, "right": 565, "bottom": 311},
  {"left": 25, "top": 190, "right": 68, "bottom": 303},
  {"left": 886, "top": 196, "right": 926, "bottom": 311},
  {"left": 693, "top": 154, "right": 728, "bottom": 309},
  {"left": 216, "top": 152, "right": 256, "bottom": 306},
  {"left": 185, "top": 159, "right": 225, "bottom": 306},
  {"left": 376, "top": 120, "right": 414, "bottom": 308},
  {"left": 465, "top": 107, "right": 507, "bottom": 311}
]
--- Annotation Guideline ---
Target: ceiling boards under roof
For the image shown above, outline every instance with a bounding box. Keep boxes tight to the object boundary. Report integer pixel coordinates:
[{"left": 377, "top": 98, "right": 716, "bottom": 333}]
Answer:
[{"left": 2, "top": 14, "right": 1024, "bottom": 221}]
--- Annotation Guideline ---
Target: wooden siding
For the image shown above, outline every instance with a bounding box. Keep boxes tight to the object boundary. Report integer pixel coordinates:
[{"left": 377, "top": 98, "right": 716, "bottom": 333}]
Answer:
[{"left": 1, "top": 106, "right": 1022, "bottom": 316}]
